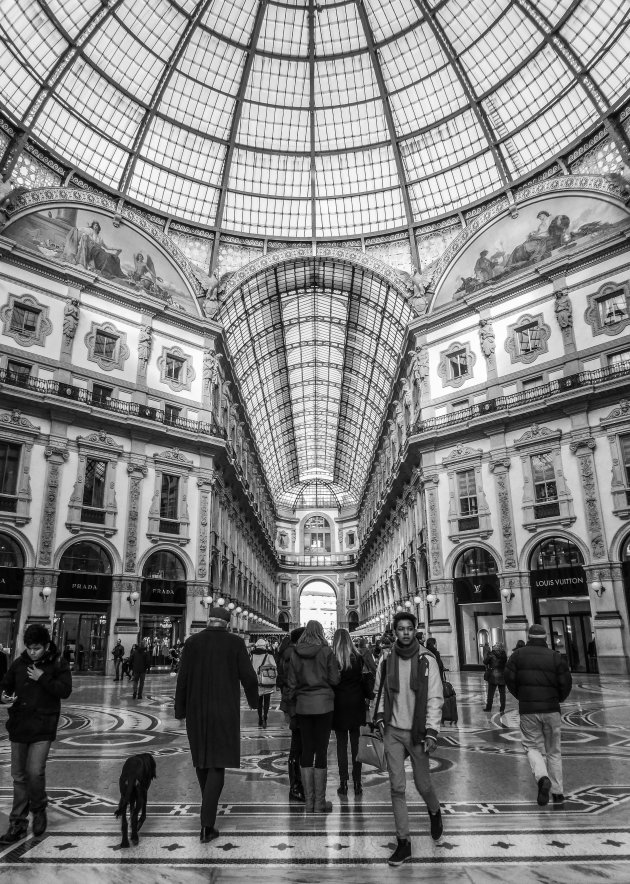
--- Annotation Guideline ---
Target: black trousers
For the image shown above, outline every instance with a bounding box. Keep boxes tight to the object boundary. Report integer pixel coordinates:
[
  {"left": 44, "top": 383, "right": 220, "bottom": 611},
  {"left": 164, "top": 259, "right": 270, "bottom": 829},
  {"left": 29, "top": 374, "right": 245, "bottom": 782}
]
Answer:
[
  {"left": 335, "top": 727, "right": 360, "bottom": 780},
  {"left": 258, "top": 693, "right": 271, "bottom": 720},
  {"left": 195, "top": 767, "right": 225, "bottom": 827},
  {"left": 297, "top": 711, "right": 333, "bottom": 768},
  {"left": 486, "top": 682, "right": 506, "bottom": 709}
]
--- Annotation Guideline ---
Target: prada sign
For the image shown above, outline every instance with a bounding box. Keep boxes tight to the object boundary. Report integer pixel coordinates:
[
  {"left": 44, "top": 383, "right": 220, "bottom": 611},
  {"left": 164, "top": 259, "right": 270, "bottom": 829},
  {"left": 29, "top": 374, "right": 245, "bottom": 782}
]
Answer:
[
  {"left": 0, "top": 568, "right": 24, "bottom": 596},
  {"left": 141, "top": 579, "right": 186, "bottom": 606},
  {"left": 57, "top": 572, "right": 112, "bottom": 600}
]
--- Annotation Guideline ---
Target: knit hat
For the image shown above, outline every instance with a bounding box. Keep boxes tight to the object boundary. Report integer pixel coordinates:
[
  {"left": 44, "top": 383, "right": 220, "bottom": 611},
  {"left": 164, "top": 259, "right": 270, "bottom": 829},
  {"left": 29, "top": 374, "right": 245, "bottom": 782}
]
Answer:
[
  {"left": 208, "top": 606, "right": 231, "bottom": 622},
  {"left": 528, "top": 623, "right": 547, "bottom": 639},
  {"left": 255, "top": 638, "right": 267, "bottom": 649}
]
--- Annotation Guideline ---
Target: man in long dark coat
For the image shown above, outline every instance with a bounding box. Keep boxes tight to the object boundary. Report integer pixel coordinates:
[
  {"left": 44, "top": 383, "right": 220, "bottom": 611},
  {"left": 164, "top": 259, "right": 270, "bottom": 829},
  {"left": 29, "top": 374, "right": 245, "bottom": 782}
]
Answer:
[{"left": 175, "top": 606, "right": 258, "bottom": 842}]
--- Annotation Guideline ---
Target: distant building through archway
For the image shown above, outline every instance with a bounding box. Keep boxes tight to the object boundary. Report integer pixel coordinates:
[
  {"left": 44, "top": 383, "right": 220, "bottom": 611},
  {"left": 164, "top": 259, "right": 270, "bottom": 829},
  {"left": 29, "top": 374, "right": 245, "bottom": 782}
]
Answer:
[{"left": 299, "top": 579, "right": 337, "bottom": 638}]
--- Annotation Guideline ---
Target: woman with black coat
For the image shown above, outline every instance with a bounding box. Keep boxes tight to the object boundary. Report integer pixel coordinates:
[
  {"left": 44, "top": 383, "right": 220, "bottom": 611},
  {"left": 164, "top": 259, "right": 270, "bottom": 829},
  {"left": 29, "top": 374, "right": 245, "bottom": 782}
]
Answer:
[
  {"left": 0, "top": 623, "right": 72, "bottom": 843},
  {"left": 332, "top": 628, "right": 374, "bottom": 796},
  {"left": 483, "top": 641, "right": 508, "bottom": 713}
]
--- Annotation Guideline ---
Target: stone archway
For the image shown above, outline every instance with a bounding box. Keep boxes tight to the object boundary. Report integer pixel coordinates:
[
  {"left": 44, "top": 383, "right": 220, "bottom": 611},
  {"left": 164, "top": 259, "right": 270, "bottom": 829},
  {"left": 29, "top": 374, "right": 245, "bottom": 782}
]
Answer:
[{"left": 299, "top": 578, "right": 338, "bottom": 638}]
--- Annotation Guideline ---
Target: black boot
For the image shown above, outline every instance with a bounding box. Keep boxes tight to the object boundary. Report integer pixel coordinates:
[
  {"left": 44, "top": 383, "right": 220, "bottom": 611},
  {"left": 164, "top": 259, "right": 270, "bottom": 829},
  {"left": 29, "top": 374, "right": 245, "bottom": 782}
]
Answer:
[
  {"left": 337, "top": 779, "right": 348, "bottom": 795},
  {"left": 352, "top": 760, "right": 363, "bottom": 795},
  {"left": 288, "top": 752, "right": 305, "bottom": 802}
]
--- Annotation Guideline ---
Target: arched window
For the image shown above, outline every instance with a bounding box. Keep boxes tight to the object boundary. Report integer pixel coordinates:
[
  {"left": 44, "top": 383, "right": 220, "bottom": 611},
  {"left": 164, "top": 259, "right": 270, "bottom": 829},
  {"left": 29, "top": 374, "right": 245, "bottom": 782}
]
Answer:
[
  {"left": 0, "top": 534, "right": 24, "bottom": 568},
  {"left": 142, "top": 550, "right": 186, "bottom": 581},
  {"left": 530, "top": 537, "right": 583, "bottom": 570},
  {"left": 453, "top": 547, "right": 498, "bottom": 578},
  {"left": 59, "top": 541, "right": 112, "bottom": 574},
  {"left": 348, "top": 610, "right": 359, "bottom": 632},
  {"left": 303, "top": 515, "right": 332, "bottom": 553},
  {"left": 278, "top": 611, "right": 290, "bottom": 632}
]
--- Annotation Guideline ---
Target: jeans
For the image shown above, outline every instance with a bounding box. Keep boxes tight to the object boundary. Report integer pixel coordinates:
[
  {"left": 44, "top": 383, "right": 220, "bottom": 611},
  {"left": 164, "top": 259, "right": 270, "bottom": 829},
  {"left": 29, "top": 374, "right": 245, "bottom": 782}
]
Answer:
[
  {"left": 335, "top": 727, "right": 360, "bottom": 780},
  {"left": 258, "top": 693, "right": 271, "bottom": 722},
  {"left": 132, "top": 672, "right": 146, "bottom": 697},
  {"left": 10, "top": 741, "right": 52, "bottom": 827},
  {"left": 114, "top": 658, "right": 122, "bottom": 679},
  {"left": 297, "top": 712, "right": 333, "bottom": 768},
  {"left": 384, "top": 725, "right": 439, "bottom": 839},
  {"left": 519, "top": 711, "right": 563, "bottom": 793},
  {"left": 195, "top": 767, "right": 225, "bottom": 827}
]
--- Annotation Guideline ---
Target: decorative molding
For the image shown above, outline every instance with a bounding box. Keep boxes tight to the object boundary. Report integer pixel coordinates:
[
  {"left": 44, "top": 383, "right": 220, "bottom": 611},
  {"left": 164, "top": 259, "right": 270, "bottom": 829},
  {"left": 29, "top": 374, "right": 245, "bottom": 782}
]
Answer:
[
  {"left": 153, "top": 448, "right": 194, "bottom": 468},
  {"left": 84, "top": 321, "right": 130, "bottom": 372},
  {"left": 437, "top": 340, "right": 476, "bottom": 389},
  {"left": 584, "top": 280, "right": 630, "bottom": 337},
  {"left": 602, "top": 399, "right": 630, "bottom": 423},
  {"left": 0, "top": 292, "right": 52, "bottom": 348},
  {"left": 505, "top": 313, "right": 551, "bottom": 365},
  {"left": 157, "top": 345, "right": 195, "bottom": 393},
  {"left": 514, "top": 424, "right": 560, "bottom": 447},
  {"left": 38, "top": 446, "right": 69, "bottom": 566},
  {"left": 0, "top": 410, "right": 40, "bottom": 432},
  {"left": 491, "top": 461, "right": 517, "bottom": 570},
  {"left": 443, "top": 443, "right": 484, "bottom": 465},
  {"left": 123, "top": 462, "right": 148, "bottom": 573},
  {"left": 570, "top": 438, "right": 607, "bottom": 560}
]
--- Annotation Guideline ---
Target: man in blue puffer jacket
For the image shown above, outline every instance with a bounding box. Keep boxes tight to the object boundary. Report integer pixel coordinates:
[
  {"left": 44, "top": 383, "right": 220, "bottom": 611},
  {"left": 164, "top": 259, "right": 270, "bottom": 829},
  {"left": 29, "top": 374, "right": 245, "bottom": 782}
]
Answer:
[{"left": 505, "top": 623, "right": 572, "bottom": 807}]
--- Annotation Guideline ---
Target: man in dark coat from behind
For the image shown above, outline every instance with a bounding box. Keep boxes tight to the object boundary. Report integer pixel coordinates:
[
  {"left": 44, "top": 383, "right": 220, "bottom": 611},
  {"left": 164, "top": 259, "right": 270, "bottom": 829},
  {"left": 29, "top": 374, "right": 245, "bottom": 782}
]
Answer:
[
  {"left": 175, "top": 606, "right": 258, "bottom": 842},
  {"left": 505, "top": 623, "right": 572, "bottom": 807}
]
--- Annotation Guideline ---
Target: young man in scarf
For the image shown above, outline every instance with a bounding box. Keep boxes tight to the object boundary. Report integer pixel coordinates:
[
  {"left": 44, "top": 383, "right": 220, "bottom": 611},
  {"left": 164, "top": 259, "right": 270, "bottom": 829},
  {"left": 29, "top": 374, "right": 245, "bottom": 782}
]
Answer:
[{"left": 373, "top": 611, "right": 444, "bottom": 866}]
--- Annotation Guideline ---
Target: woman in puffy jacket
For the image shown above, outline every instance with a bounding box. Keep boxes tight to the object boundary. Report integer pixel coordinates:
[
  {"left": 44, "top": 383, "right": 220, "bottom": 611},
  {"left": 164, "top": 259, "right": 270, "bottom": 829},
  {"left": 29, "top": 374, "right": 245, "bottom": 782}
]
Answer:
[
  {"left": 287, "top": 620, "right": 340, "bottom": 813},
  {"left": 483, "top": 641, "right": 508, "bottom": 714},
  {"left": 0, "top": 623, "right": 72, "bottom": 843},
  {"left": 332, "top": 628, "right": 373, "bottom": 797}
]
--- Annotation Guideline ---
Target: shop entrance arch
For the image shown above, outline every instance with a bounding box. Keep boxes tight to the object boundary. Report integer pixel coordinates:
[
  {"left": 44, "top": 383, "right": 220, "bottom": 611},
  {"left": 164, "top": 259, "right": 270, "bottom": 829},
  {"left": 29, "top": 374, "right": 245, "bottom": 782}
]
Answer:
[{"left": 299, "top": 579, "right": 337, "bottom": 639}]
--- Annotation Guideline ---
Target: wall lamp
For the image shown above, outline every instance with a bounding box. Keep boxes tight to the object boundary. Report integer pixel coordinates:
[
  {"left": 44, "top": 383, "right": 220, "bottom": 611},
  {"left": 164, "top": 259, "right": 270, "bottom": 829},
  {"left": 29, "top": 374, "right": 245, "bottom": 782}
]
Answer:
[
  {"left": 127, "top": 590, "right": 140, "bottom": 607},
  {"left": 501, "top": 587, "right": 515, "bottom": 603},
  {"left": 201, "top": 594, "right": 213, "bottom": 608},
  {"left": 40, "top": 586, "right": 52, "bottom": 603},
  {"left": 590, "top": 580, "right": 606, "bottom": 598},
  {"left": 426, "top": 592, "right": 439, "bottom": 607}
]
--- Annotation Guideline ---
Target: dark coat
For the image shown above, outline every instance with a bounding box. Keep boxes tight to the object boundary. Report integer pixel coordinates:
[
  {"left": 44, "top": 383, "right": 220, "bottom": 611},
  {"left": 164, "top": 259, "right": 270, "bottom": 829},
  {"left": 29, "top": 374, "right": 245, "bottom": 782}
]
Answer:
[
  {"left": 277, "top": 634, "right": 299, "bottom": 717},
  {"left": 287, "top": 641, "right": 340, "bottom": 715},
  {"left": 130, "top": 648, "right": 151, "bottom": 675},
  {"left": 1, "top": 643, "right": 72, "bottom": 743},
  {"left": 504, "top": 638, "right": 572, "bottom": 714},
  {"left": 0, "top": 651, "right": 7, "bottom": 681},
  {"left": 332, "top": 654, "right": 368, "bottom": 731},
  {"left": 485, "top": 648, "right": 507, "bottom": 686},
  {"left": 174, "top": 625, "right": 258, "bottom": 768}
]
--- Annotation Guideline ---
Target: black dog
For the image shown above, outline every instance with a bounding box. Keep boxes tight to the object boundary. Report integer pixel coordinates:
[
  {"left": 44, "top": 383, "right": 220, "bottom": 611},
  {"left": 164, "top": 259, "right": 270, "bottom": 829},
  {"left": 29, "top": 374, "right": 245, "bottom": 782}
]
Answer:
[{"left": 115, "top": 753, "right": 157, "bottom": 847}]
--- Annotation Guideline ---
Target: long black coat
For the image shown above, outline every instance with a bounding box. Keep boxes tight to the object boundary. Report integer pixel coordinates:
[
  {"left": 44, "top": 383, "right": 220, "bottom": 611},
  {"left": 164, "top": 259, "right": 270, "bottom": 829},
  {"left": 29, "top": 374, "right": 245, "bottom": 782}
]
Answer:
[
  {"left": 332, "top": 654, "right": 368, "bottom": 732},
  {"left": 505, "top": 638, "right": 572, "bottom": 714},
  {"left": 1, "top": 643, "right": 72, "bottom": 743},
  {"left": 174, "top": 625, "right": 258, "bottom": 768}
]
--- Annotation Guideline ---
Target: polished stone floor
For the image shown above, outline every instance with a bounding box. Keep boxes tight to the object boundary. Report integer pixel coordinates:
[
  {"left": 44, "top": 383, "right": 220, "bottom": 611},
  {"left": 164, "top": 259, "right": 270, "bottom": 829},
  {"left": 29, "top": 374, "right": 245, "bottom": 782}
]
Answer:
[{"left": 1, "top": 669, "right": 630, "bottom": 883}]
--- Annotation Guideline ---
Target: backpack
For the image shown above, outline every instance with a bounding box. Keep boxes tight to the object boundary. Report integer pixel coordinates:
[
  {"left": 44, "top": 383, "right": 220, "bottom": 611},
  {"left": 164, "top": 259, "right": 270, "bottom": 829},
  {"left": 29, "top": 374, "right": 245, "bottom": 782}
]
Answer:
[{"left": 257, "top": 653, "right": 277, "bottom": 687}]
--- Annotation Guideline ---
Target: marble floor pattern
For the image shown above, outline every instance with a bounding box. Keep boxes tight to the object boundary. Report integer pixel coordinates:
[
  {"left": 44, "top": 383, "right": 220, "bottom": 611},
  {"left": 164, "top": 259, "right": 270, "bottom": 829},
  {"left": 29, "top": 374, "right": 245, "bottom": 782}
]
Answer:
[{"left": 1, "top": 671, "right": 629, "bottom": 883}]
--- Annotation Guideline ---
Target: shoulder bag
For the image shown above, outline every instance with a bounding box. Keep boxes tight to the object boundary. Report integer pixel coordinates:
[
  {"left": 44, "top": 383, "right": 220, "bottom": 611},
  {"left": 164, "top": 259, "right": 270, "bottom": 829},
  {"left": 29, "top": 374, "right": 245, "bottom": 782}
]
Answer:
[{"left": 356, "top": 659, "right": 387, "bottom": 772}]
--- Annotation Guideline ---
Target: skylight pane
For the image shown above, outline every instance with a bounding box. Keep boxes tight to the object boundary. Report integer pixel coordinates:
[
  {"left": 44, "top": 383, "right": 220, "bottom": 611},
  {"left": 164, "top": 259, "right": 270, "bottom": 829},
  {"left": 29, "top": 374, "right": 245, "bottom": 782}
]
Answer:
[
  {"left": 238, "top": 103, "right": 310, "bottom": 151},
  {"left": 47, "top": 0, "right": 100, "bottom": 39},
  {"left": 560, "top": 0, "right": 627, "bottom": 64},
  {"left": 224, "top": 191, "right": 312, "bottom": 237},
  {"left": 84, "top": 18, "right": 163, "bottom": 104},
  {"left": 436, "top": 0, "right": 510, "bottom": 54},
  {"left": 258, "top": 3, "right": 308, "bottom": 54},
  {"left": 315, "top": 54, "right": 379, "bottom": 107},
  {"left": 315, "top": 99, "right": 389, "bottom": 151},
  {"left": 364, "top": 0, "right": 422, "bottom": 43},
  {"left": 231, "top": 150, "right": 311, "bottom": 199},
  {"left": 128, "top": 160, "right": 219, "bottom": 223},
  {"left": 461, "top": 6, "right": 540, "bottom": 94},
  {"left": 1, "top": 0, "right": 68, "bottom": 81},
  {"left": 117, "top": 0, "right": 187, "bottom": 61},
  {"left": 534, "top": 0, "right": 574, "bottom": 26},
  {"left": 0, "top": 53, "right": 39, "bottom": 117},
  {"left": 162, "top": 74, "right": 235, "bottom": 140},
  {"left": 379, "top": 22, "right": 447, "bottom": 87},
  {"left": 400, "top": 109, "right": 486, "bottom": 180},
  {"left": 317, "top": 188, "right": 406, "bottom": 237},
  {"left": 408, "top": 151, "right": 500, "bottom": 220},
  {"left": 177, "top": 31, "right": 245, "bottom": 98},
  {"left": 247, "top": 57, "right": 309, "bottom": 107},
  {"left": 316, "top": 2, "right": 364, "bottom": 55},
  {"left": 142, "top": 119, "right": 226, "bottom": 184},
  {"left": 315, "top": 147, "right": 399, "bottom": 197},
  {"left": 591, "top": 29, "right": 630, "bottom": 103},
  {"left": 389, "top": 65, "right": 467, "bottom": 131},
  {"left": 202, "top": 0, "right": 258, "bottom": 47}
]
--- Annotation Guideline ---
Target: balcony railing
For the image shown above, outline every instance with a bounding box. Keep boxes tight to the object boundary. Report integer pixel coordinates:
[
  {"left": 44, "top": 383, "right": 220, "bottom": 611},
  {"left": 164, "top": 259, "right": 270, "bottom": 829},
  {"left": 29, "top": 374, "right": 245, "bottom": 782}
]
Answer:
[
  {"left": 458, "top": 515, "right": 479, "bottom": 531},
  {"left": 80, "top": 507, "right": 106, "bottom": 524},
  {"left": 0, "top": 495, "right": 17, "bottom": 513},
  {"left": 534, "top": 501, "right": 560, "bottom": 519},
  {"left": 278, "top": 553, "right": 356, "bottom": 567},
  {"left": 0, "top": 369, "right": 227, "bottom": 438}
]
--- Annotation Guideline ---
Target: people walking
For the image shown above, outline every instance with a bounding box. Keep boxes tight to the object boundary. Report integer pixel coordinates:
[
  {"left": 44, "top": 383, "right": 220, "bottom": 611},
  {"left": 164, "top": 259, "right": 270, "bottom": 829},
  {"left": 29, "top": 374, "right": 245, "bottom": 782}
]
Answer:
[
  {"left": 277, "top": 627, "right": 306, "bottom": 802},
  {"left": 175, "top": 605, "right": 258, "bottom": 842},
  {"left": 504, "top": 623, "right": 572, "bottom": 806},
  {"left": 332, "top": 628, "right": 373, "bottom": 796},
  {"left": 286, "top": 620, "right": 340, "bottom": 814},
  {"left": 425, "top": 636, "right": 446, "bottom": 679},
  {"left": 250, "top": 638, "right": 275, "bottom": 728},
  {"left": 373, "top": 610, "right": 444, "bottom": 867},
  {"left": 130, "top": 642, "right": 151, "bottom": 699},
  {"left": 483, "top": 641, "right": 508, "bottom": 713},
  {"left": 0, "top": 624, "right": 72, "bottom": 843},
  {"left": 112, "top": 638, "right": 125, "bottom": 681}
]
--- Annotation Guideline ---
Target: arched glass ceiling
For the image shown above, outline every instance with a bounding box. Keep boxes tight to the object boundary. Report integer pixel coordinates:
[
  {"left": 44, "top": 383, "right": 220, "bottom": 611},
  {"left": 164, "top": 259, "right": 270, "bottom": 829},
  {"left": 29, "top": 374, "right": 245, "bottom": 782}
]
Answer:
[
  {"left": 1, "top": 0, "right": 628, "bottom": 239},
  {"left": 221, "top": 257, "right": 412, "bottom": 507}
]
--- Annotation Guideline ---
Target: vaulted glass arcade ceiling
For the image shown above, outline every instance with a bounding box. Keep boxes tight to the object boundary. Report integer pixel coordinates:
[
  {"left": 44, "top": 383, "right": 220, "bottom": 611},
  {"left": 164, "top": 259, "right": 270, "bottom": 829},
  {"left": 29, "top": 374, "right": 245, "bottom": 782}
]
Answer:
[{"left": 1, "top": 0, "right": 628, "bottom": 511}]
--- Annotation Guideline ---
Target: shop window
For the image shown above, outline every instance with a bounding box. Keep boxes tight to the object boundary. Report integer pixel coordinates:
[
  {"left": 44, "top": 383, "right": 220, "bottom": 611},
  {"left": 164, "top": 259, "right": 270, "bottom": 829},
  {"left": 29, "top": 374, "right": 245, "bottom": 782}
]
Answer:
[
  {"left": 505, "top": 313, "right": 551, "bottom": 365},
  {"left": 158, "top": 346, "right": 195, "bottom": 393},
  {"left": 147, "top": 449, "right": 193, "bottom": 545},
  {"left": 6, "top": 360, "right": 32, "bottom": 387},
  {"left": 443, "top": 445, "right": 492, "bottom": 541},
  {"left": 0, "top": 533, "right": 24, "bottom": 568},
  {"left": 530, "top": 537, "right": 583, "bottom": 570},
  {"left": 85, "top": 321, "right": 129, "bottom": 371},
  {"left": 1, "top": 293, "right": 52, "bottom": 348},
  {"left": 303, "top": 515, "right": 332, "bottom": 553},
  {"left": 585, "top": 281, "right": 630, "bottom": 337},
  {"left": 346, "top": 531, "right": 356, "bottom": 548},
  {"left": 66, "top": 431, "right": 122, "bottom": 536},
  {"left": 59, "top": 540, "right": 112, "bottom": 574},
  {"left": 514, "top": 425, "right": 575, "bottom": 530}
]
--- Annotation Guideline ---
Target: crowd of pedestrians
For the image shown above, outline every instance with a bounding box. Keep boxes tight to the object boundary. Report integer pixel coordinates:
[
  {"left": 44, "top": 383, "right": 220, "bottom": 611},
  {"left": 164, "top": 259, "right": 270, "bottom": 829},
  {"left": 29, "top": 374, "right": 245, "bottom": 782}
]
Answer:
[{"left": 0, "top": 614, "right": 573, "bottom": 866}]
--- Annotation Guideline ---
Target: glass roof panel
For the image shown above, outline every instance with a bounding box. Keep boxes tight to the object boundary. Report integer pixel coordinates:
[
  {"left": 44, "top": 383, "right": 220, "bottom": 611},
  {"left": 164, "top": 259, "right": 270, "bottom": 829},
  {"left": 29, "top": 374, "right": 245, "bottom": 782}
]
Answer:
[
  {"left": 0, "top": 52, "right": 39, "bottom": 117},
  {"left": 1, "top": 0, "right": 68, "bottom": 83},
  {"left": 201, "top": 0, "right": 257, "bottom": 46},
  {"left": 317, "top": 189, "right": 406, "bottom": 238},
  {"left": 315, "top": 98, "right": 389, "bottom": 151},
  {"left": 117, "top": 0, "right": 188, "bottom": 61},
  {"left": 399, "top": 110, "right": 486, "bottom": 181},
  {"left": 460, "top": 6, "right": 541, "bottom": 94},
  {"left": 141, "top": 120, "right": 226, "bottom": 185},
  {"left": 128, "top": 159, "right": 220, "bottom": 222},
  {"left": 176, "top": 30, "right": 245, "bottom": 98},
  {"left": 378, "top": 23, "right": 447, "bottom": 88},
  {"left": 47, "top": 0, "right": 102, "bottom": 39},
  {"left": 247, "top": 56, "right": 310, "bottom": 106},
  {"left": 231, "top": 150, "right": 311, "bottom": 198},
  {"left": 238, "top": 102, "right": 311, "bottom": 152},
  {"left": 409, "top": 151, "right": 501, "bottom": 220},
  {"left": 83, "top": 17, "right": 164, "bottom": 105},
  {"left": 436, "top": 0, "right": 511, "bottom": 55},
  {"left": 314, "top": 54, "right": 380, "bottom": 107},
  {"left": 364, "top": 0, "right": 422, "bottom": 43},
  {"left": 534, "top": 0, "right": 575, "bottom": 25},
  {"left": 258, "top": 2, "right": 309, "bottom": 54},
  {"left": 592, "top": 29, "right": 630, "bottom": 103},
  {"left": 315, "top": 146, "right": 399, "bottom": 197},
  {"left": 561, "top": 0, "right": 628, "bottom": 64},
  {"left": 315, "top": 2, "right": 365, "bottom": 55}
]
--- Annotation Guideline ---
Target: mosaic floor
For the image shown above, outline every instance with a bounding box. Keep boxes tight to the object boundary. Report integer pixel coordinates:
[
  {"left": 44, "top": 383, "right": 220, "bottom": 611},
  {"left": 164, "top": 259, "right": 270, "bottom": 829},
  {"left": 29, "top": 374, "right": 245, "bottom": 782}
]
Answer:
[{"left": 1, "top": 670, "right": 629, "bottom": 883}]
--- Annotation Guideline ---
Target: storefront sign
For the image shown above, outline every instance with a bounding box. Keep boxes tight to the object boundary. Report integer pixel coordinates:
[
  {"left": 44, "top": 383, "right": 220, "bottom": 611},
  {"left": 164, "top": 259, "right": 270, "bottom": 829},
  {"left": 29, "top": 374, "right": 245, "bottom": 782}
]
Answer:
[
  {"left": 57, "top": 572, "right": 112, "bottom": 601},
  {"left": 530, "top": 567, "right": 587, "bottom": 597},
  {"left": 454, "top": 576, "right": 500, "bottom": 604},
  {"left": 0, "top": 567, "right": 24, "bottom": 596},
  {"left": 142, "top": 580, "right": 186, "bottom": 606}
]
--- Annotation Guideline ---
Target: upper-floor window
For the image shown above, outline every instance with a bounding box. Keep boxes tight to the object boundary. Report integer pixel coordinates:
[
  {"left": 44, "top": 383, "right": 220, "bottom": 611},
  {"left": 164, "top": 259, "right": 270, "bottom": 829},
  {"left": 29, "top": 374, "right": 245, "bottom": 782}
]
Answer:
[
  {"left": 164, "top": 404, "right": 182, "bottom": 425},
  {"left": 456, "top": 468, "right": 479, "bottom": 530},
  {"left": 280, "top": 581, "right": 289, "bottom": 605},
  {"left": 94, "top": 331, "right": 117, "bottom": 360},
  {"left": 531, "top": 453, "right": 559, "bottom": 518},
  {"left": 516, "top": 323, "right": 541, "bottom": 356},
  {"left": 585, "top": 281, "right": 630, "bottom": 337},
  {"left": 348, "top": 581, "right": 356, "bottom": 605},
  {"left": 92, "top": 383, "right": 113, "bottom": 406},
  {"left": 160, "top": 473, "right": 180, "bottom": 533},
  {"left": 506, "top": 313, "right": 550, "bottom": 364},
  {"left": 521, "top": 375, "right": 544, "bottom": 390},
  {"left": 81, "top": 458, "right": 107, "bottom": 524},
  {"left": 304, "top": 515, "right": 332, "bottom": 553},
  {"left": 599, "top": 289, "right": 628, "bottom": 327},
  {"left": 448, "top": 350, "right": 469, "bottom": 380},
  {"left": 620, "top": 435, "right": 630, "bottom": 485},
  {"left": 0, "top": 442, "right": 20, "bottom": 511},
  {"left": 608, "top": 349, "right": 630, "bottom": 368},
  {"left": 438, "top": 341, "right": 476, "bottom": 389},
  {"left": 6, "top": 360, "right": 32, "bottom": 387},
  {"left": 166, "top": 355, "right": 184, "bottom": 383},
  {"left": 10, "top": 303, "right": 39, "bottom": 335}
]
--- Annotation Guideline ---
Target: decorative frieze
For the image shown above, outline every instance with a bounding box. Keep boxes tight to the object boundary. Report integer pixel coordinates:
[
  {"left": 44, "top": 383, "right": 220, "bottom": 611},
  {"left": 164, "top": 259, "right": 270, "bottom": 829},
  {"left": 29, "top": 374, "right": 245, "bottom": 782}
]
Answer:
[
  {"left": 124, "top": 462, "right": 148, "bottom": 573},
  {"left": 570, "top": 437, "right": 607, "bottom": 559},
  {"left": 38, "top": 445, "right": 69, "bottom": 565},
  {"left": 489, "top": 458, "right": 517, "bottom": 570}
]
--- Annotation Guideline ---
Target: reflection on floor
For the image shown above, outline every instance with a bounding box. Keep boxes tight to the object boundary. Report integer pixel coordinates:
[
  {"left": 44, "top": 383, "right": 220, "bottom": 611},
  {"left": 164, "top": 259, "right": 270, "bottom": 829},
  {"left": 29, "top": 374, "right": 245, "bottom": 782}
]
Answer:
[{"left": 1, "top": 671, "right": 629, "bottom": 883}]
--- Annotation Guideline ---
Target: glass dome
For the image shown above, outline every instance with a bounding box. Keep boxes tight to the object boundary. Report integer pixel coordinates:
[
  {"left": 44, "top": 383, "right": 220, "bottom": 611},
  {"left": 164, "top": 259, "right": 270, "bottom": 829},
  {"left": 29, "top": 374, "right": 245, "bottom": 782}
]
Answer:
[{"left": 1, "top": 0, "right": 627, "bottom": 239}]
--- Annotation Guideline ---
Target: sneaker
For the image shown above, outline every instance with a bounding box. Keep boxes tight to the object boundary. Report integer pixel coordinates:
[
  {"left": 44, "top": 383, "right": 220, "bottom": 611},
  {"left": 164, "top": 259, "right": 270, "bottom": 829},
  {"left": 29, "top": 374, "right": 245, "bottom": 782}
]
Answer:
[
  {"left": 0, "top": 826, "right": 27, "bottom": 845},
  {"left": 388, "top": 837, "right": 411, "bottom": 866},
  {"left": 537, "top": 776, "right": 551, "bottom": 806},
  {"left": 552, "top": 793, "right": 565, "bottom": 805},
  {"left": 32, "top": 809, "right": 47, "bottom": 837},
  {"left": 428, "top": 807, "right": 443, "bottom": 841}
]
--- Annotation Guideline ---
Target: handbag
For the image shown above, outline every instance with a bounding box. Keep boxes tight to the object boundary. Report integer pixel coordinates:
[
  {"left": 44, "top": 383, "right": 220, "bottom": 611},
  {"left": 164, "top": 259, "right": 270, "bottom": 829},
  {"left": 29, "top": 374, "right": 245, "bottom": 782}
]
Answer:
[
  {"left": 442, "top": 679, "right": 455, "bottom": 699},
  {"left": 356, "top": 659, "right": 388, "bottom": 772}
]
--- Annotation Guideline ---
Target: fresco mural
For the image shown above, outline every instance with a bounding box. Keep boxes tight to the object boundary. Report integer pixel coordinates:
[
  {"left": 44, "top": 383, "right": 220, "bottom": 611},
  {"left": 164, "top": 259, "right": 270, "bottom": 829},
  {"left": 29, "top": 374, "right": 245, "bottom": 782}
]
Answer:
[
  {"left": 435, "top": 195, "right": 630, "bottom": 305},
  {"left": 3, "top": 207, "right": 200, "bottom": 316}
]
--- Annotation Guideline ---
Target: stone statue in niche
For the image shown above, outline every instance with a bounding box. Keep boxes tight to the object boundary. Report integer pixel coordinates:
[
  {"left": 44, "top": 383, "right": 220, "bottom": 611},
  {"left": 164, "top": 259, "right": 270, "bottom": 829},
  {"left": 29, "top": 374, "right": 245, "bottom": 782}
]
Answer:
[
  {"left": 410, "top": 266, "right": 428, "bottom": 314},
  {"left": 63, "top": 298, "right": 80, "bottom": 345},
  {"left": 203, "top": 270, "right": 220, "bottom": 319},
  {"left": 138, "top": 325, "right": 153, "bottom": 367},
  {"left": 203, "top": 349, "right": 218, "bottom": 396},
  {"left": 478, "top": 318, "right": 496, "bottom": 358},
  {"left": 554, "top": 290, "right": 573, "bottom": 329}
]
